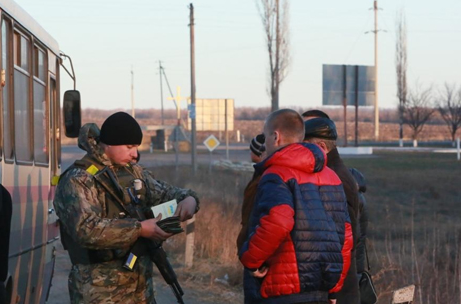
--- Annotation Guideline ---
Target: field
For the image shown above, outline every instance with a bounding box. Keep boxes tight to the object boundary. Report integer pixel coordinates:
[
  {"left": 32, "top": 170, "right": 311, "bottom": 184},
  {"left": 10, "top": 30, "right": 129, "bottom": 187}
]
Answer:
[
  {"left": 151, "top": 151, "right": 461, "bottom": 304},
  {"left": 61, "top": 107, "right": 460, "bottom": 147}
]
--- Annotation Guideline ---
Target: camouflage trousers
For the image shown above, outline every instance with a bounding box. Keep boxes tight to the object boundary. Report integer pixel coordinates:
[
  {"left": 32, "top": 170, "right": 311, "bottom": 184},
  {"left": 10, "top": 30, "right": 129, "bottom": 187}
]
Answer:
[{"left": 68, "top": 256, "right": 155, "bottom": 304}]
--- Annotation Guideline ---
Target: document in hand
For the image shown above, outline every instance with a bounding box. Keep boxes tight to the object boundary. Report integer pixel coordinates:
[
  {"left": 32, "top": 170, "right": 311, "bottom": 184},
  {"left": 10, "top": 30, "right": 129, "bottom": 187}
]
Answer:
[{"left": 151, "top": 199, "right": 177, "bottom": 219}]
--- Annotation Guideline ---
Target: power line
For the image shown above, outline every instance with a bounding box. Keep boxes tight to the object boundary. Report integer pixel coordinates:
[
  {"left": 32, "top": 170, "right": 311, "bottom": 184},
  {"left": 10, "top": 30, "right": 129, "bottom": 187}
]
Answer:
[{"left": 160, "top": 65, "right": 177, "bottom": 109}]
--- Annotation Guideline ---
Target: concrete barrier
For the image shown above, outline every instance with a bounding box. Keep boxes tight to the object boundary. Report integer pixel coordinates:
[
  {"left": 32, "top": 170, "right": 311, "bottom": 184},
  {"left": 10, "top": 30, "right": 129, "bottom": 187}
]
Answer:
[{"left": 337, "top": 147, "right": 373, "bottom": 155}]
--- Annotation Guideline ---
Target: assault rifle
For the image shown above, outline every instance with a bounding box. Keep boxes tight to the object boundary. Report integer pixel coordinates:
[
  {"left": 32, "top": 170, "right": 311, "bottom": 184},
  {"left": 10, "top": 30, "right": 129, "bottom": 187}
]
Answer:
[
  {"left": 94, "top": 169, "right": 185, "bottom": 304},
  {"left": 123, "top": 192, "right": 185, "bottom": 304},
  {"left": 126, "top": 237, "right": 185, "bottom": 304}
]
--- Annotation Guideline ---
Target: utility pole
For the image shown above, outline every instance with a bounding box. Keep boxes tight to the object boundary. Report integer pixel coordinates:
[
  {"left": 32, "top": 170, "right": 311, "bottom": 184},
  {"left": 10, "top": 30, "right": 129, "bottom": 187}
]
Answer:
[
  {"left": 159, "top": 61, "right": 165, "bottom": 125},
  {"left": 186, "top": 4, "right": 197, "bottom": 268},
  {"left": 167, "top": 87, "right": 184, "bottom": 171},
  {"left": 373, "top": 0, "right": 379, "bottom": 140},
  {"left": 274, "top": 0, "right": 280, "bottom": 111},
  {"left": 189, "top": 3, "right": 197, "bottom": 173},
  {"left": 131, "top": 66, "right": 135, "bottom": 118},
  {"left": 342, "top": 65, "right": 348, "bottom": 147}
]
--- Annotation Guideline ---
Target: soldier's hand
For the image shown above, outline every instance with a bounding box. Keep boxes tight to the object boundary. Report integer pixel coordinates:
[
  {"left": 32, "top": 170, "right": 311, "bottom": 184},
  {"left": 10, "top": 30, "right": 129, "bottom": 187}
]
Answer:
[
  {"left": 174, "top": 196, "right": 197, "bottom": 221},
  {"left": 140, "top": 214, "right": 173, "bottom": 241}
]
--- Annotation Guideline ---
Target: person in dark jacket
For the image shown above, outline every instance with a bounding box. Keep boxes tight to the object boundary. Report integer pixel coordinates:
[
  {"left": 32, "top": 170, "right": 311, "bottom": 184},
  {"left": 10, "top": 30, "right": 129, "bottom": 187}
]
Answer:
[
  {"left": 240, "top": 109, "right": 353, "bottom": 304},
  {"left": 349, "top": 168, "right": 369, "bottom": 276},
  {"left": 303, "top": 113, "right": 360, "bottom": 304},
  {"left": 0, "top": 184, "right": 12, "bottom": 304},
  {"left": 237, "top": 134, "right": 266, "bottom": 252}
]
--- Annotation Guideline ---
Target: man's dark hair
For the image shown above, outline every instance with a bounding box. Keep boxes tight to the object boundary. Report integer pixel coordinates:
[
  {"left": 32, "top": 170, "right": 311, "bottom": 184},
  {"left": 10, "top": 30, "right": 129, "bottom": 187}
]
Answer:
[
  {"left": 266, "top": 109, "right": 304, "bottom": 142},
  {"left": 302, "top": 109, "right": 330, "bottom": 119}
]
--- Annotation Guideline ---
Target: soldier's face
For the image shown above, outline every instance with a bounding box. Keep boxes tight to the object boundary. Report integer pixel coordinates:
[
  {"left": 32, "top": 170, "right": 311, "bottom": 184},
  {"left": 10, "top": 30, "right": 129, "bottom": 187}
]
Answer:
[{"left": 104, "top": 145, "right": 139, "bottom": 166}]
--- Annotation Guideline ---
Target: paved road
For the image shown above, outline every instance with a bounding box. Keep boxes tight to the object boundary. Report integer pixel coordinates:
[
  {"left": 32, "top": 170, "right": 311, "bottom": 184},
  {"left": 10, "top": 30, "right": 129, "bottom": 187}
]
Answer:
[
  {"left": 47, "top": 243, "right": 225, "bottom": 304},
  {"left": 61, "top": 145, "right": 250, "bottom": 170}
]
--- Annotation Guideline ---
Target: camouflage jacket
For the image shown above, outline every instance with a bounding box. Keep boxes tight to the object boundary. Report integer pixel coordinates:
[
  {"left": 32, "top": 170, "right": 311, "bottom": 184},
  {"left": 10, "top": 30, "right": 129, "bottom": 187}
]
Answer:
[{"left": 54, "top": 123, "right": 199, "bottom": 254}]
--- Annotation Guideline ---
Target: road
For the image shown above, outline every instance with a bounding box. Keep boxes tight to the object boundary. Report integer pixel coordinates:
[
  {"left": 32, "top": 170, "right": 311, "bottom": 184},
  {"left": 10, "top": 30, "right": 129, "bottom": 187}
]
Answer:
[
  {"left": 61, "top": 145, "right": 250, "bottom": 170},
  {"left": 47, "top": 243, "right": 227, "bottom": 304}
]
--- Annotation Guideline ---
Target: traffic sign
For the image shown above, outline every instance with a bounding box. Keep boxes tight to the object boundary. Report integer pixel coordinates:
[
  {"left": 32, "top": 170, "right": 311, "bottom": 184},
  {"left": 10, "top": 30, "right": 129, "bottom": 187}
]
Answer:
[{"left": 203, "top": 135, "right": 220, "bottom": 152}]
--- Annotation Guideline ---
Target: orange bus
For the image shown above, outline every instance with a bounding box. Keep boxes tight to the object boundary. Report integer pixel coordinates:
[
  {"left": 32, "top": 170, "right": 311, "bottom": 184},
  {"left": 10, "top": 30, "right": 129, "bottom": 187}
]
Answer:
[{"left": 0, "top": 1, "right": 80, "bottom": 303}]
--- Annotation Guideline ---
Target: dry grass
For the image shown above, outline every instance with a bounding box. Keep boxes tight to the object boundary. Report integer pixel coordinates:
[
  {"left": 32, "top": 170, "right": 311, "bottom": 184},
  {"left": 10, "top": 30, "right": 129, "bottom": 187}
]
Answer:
[
  {"left": 148, "top": 151, "right": 461, "bottom": 304},
  {"left": 150, "top": 165, "right": 250, "bottom": 295},
  {"left": 343, "top": 152, "right": 461, "bottom": 304}
]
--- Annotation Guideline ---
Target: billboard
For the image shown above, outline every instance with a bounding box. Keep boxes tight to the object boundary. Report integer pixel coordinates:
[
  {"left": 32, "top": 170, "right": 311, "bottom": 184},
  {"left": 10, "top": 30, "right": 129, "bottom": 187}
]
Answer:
[
  {"left": 187, "top": 99, "right": 234, "bottom": 131},
  {"left": 323, "top": 64, "right": 375, "bottom": 106}
]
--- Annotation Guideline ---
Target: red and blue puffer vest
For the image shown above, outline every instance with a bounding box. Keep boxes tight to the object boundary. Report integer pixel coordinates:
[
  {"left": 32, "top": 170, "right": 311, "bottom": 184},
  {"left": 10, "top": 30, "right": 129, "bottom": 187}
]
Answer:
[{"left": 239, "top": 142, "right": 353, "bottom": 304}]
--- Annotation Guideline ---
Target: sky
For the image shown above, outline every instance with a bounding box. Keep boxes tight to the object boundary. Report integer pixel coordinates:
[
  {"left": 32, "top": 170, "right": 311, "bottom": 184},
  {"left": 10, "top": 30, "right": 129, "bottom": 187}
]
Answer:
[{"left": 11, "top": 0, "right": 461, "bottom": 111}]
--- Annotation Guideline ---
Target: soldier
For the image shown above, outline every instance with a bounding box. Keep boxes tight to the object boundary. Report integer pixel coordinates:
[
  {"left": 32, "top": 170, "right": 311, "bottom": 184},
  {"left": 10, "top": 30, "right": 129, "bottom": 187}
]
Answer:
[{"left": 54, "top": 112, "right": 199, "bottom": 304}]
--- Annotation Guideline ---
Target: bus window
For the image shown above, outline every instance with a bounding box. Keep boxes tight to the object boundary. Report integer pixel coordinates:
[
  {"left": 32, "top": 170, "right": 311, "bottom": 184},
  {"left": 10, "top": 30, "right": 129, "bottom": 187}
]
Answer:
[
  {"left": 33, "top": 46, "right": 48, "bottom": 164},
  {"left": 13, "top": 31, "right": 32, "bottom": 163},
  {"left": 2, "top": 19, "right": 12, "bottom": 161}
]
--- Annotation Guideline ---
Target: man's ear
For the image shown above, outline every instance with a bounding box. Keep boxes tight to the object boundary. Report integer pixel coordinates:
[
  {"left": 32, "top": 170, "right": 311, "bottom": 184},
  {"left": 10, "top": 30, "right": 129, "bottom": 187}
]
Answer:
[{"left": 318, "top": 141, "right": 328, "bottom": 152}]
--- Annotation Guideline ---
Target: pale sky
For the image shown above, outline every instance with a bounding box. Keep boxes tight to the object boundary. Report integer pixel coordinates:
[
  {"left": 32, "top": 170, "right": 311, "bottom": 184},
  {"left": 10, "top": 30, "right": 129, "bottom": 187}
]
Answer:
[{"left": 12, "top": 0, "right": 461, "bottom": 111}]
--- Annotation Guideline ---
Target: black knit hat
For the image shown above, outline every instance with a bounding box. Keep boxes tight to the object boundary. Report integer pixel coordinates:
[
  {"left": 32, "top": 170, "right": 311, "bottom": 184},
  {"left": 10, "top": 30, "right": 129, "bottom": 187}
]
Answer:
[
  {"left": 100, "top": 112, "right": 143, "bottom": 145},
  {"left": 304, "top": 117, "right": 338, "bottom": 140},
  {"left": 250, "top": 133, "right": 265, "bottom": 157}
]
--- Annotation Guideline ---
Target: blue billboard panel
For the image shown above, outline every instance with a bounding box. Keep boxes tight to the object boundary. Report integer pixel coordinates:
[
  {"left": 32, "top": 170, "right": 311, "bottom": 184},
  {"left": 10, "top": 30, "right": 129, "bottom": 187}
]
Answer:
[{"left": 323, "top": 64, "right": 375, "bottom": 106}]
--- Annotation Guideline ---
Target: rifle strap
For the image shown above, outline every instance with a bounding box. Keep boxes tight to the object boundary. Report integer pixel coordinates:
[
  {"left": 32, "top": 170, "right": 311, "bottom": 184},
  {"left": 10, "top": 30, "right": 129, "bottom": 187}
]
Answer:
[{"left": 365, "top": 241, "right": 371, "bottom": 272}]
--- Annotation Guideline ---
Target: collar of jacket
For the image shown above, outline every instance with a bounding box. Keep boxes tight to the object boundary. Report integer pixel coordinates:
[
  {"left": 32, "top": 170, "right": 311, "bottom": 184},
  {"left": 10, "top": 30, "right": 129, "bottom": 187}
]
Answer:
[
  {"left": 326, "top": 147, "right": 341, "bottom": 167},
  {"left": 254, "top": 142, "right": 326, "bottom": 175},
  {"left": 78, "top": 123, "right": 113, "bottom": 167}
]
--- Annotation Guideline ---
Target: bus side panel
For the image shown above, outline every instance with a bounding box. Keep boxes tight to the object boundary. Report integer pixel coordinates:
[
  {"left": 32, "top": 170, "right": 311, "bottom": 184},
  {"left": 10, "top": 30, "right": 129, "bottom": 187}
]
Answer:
[
  {"left": 5, "top": 164, "right": 51, "bottom": 304},
  {"left": 39, "top": 244, "right": 55, "bottom": 304}
]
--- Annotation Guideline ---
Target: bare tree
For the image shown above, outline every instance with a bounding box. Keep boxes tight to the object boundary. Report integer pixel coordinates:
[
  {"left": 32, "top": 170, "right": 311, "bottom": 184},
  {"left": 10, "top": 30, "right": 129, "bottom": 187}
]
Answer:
[
  {"left": 257, "top": 0, "right": 290, "bottom": 112},
  {"left": 395, "top": 9, "right": 408, "bottom": 147},
  {"left": 403, "top": 84, "right": 435, "bottom": 147},
  {"left": 437, "top": 83, "right": 461, "bottom": 146}
]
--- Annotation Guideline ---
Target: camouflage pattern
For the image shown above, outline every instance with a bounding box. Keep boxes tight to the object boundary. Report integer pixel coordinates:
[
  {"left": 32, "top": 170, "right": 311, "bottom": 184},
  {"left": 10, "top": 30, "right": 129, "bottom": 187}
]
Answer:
[
  {"left": 53, "top": 123, "right": 199, "bottom": 304},
  {"left": 68, "top": 257, "right": 154, "bottom": 304}
]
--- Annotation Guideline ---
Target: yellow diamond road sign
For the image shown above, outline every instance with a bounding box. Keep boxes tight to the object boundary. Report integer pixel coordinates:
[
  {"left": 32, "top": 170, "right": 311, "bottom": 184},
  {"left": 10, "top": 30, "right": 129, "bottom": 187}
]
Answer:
[{"left": 204, "top": 135, "right": 220, "bottom": 152}]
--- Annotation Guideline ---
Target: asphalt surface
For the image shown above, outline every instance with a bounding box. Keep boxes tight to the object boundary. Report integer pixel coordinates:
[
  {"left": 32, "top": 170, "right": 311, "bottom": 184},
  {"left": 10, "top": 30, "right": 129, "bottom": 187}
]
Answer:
[
  {"left": 61, "top": 145, "right": 250, "bottom": 171},
  {"left": 47, "top": 242, "right": 221, "bottom": 304}
]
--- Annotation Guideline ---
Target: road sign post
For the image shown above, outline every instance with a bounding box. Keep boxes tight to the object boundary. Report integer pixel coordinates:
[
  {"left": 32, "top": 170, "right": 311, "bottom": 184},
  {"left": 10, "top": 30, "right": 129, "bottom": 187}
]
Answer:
[{"left": 204, "top": 135, "right": 220, "bottom": 172}]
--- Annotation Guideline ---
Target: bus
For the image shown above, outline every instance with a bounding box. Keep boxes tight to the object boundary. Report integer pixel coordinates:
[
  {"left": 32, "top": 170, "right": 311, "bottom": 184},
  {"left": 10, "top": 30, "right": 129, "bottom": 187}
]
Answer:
[{"left": 0, "top": 1, "right": 80, "bottom": 303}]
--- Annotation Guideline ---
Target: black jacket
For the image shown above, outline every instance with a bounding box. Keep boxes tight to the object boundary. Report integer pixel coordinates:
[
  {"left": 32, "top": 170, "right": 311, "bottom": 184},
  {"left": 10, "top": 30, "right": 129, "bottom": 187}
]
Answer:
[
  {"left": 0, "top": 184, "right": 12, "bottom": 282},
  {"left": 356, "top": 192, "right": 369, "bottom": 273},
  {"left": 326, "top": 148, "right": 359, "bottom": 244},
  {"left": 349, "top": 167, "right": 369, "bottom": 274},
  {"left": 326, "top": 148, "right": 360, "bottom": 304}
]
